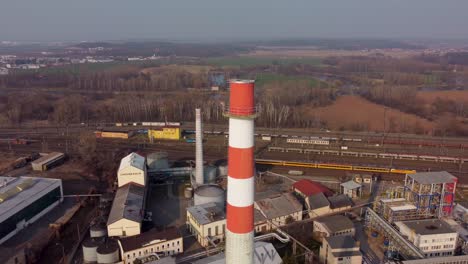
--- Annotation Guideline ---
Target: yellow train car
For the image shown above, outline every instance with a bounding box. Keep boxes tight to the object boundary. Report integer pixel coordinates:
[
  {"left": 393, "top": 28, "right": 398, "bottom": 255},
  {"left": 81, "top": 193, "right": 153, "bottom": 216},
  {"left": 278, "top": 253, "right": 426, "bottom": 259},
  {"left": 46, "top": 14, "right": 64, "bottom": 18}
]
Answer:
[
  {"left": 390, "top": 169, "right": 417, "bottom": 174},
  {"left": 317, "top": 163, "right": 353, "bottom": 170},
  {"left": 148, "top": 126, "right": 181, "bottom": 140},
  {"left": 100, "top": 130, "right": 134, "bottom": 139},
  {"left": 256, "top": 159, "right": 284, "bottom": 166},
  {"left": 283, "top": 161, "right": 318, "bottom": 168},
  {"left": 353, "top": 166, "right": 390, "bottom": 173}
]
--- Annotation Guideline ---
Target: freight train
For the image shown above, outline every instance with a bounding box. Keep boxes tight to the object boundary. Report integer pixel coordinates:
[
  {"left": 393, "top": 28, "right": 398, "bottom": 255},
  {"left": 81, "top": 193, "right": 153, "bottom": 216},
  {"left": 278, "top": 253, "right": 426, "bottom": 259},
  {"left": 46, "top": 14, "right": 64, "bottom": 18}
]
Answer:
[{"left": 255, "top": 159, "right": 416, "bottom": 174}]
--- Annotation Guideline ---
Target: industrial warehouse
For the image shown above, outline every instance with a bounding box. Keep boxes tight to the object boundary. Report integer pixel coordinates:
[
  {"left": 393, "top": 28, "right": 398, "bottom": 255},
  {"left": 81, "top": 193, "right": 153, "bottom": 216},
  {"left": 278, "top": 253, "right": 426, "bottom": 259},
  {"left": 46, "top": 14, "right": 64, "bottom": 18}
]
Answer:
[{"left": 0, "top": 176, "right": 63, "bottom": 245}]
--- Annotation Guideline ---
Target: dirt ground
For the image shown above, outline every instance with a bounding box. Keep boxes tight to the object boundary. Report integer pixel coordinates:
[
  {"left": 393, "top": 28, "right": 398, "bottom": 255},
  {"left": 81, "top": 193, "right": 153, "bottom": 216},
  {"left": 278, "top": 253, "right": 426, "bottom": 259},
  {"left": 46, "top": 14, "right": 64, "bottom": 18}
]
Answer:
[
  {"left": 417, "top": 90, "right": 468, "bottom": 104},
  {"left": 307, "top": 95, "right": 434, "bottom": 133},
  {"left": 0, "top": 153, "right": 17, "bottom": 172}
]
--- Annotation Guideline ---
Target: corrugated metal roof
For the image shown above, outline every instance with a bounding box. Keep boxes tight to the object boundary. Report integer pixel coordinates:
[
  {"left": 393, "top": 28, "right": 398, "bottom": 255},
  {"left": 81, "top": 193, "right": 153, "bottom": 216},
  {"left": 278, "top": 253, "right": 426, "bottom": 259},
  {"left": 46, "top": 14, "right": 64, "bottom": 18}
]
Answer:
[
  {"left": 407, "top": 171, "right": 457, "bottom": 184},
  {"left": 316, "top": 215, "right": 354, "bottom": 233},
  {"left": 340, "top": 180, "right": 361, "bottom": 190},
  {"left": 107, "top": 183, "right": 145, "bottom": 225},
  {"left": 293, "top": 179, "right": 332, "bottom": 197},
  {"left": 328, "top": 194, "right": 353, "bottom": 209},
  {"left": 325, "top": 235, "right": 359, "bottom": 249},
  {"left": 306, "top": 193, "right": 330, "bottom": 210},
  {"left": 31, "top": 152, "right": 64, "bottom": 166},
  {"left": 187, "top": 202, "right": 225, "bottom": 225},
  {"left": 255, "top": 193, "right": 302, "bottom": 219},
  {"left": 118, "top": 152, "right": 146, "bottom": 173},
  {"left": 396, "top": 219, "right": 456, "bottom": 235}
]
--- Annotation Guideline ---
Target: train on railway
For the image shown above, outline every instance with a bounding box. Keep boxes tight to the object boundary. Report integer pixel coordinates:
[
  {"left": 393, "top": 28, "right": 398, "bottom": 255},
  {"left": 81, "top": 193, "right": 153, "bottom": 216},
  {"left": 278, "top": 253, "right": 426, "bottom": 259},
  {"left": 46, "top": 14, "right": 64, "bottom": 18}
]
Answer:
[
  {"left": 115, "top": 122, "right": 181, "bottom": 127},
  {"left": 255, "top": 159, "right": 416, "bottom": 174},
  {"left": 268, "top": 146, "right": 468, "bottom": 164},
  {"left": 286, "top": 138, "right": 330, "bottom": 145}
]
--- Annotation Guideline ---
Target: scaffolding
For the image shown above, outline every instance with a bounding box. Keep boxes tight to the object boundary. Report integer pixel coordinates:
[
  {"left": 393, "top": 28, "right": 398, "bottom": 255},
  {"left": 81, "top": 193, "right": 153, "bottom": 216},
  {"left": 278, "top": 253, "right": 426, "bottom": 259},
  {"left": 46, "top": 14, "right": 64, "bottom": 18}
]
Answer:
[
  {"left": 374, "top": 198, "right": 431, "bottom": 224},
  {"left": 403, "top": 171, "right": 457, "bottom": 218},
  {"left": 365, "top": 208, "right": 425, "bottom": 260}
]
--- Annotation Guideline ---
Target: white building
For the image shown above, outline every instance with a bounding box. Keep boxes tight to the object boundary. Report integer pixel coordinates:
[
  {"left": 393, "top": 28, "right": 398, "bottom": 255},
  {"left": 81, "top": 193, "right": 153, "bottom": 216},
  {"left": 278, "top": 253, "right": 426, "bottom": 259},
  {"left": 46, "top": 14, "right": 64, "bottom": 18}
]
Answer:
[
  {"left": 107, "top": 183, "right": 145, "bottom": 237},
  {"left": 117, "top": 152, "right": 147, "bottom": 187},
  {"left": 0, "top": 176, "right": 63, "bottom": 245},
  {"left": 395, "top": 219, "right": 458, "bottom": 257},
  {"left": 31, "top": 152, "right": 65, "bottom": 172},
  {"left": 307, "top": 193, "right": 353, "bottom": 218},
  {"left": 340, "top": 180, "right": 362, "bottom": 198},
  {"left": 254, "top": 192, "right": 303, "bottom": 229},
  {"left": 313, "top": 215, "right": 355, "bottom": 241},
  {"left": 118, "top": 227, "right": 183, "bottom": 264},
  {"left": 186, "top": 202, "right": 226, "bottom": 247},
  {"left": 319, "top": 235, "right": 362, "bottom": 264}
]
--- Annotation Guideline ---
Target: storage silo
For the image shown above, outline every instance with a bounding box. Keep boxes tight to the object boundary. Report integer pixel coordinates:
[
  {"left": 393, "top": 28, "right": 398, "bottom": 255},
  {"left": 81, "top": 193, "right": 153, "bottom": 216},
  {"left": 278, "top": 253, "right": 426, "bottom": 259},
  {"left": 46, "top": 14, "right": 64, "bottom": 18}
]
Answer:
[
  {"left": 184, "top": 187, "right": 193, "bottom": 199},
  {"left": 194, "top": 184, "right": 225, "bottom": 206},
  {"left": 147, "top": 152, "right": 169, "bottom": 171},
  {"left": 82, "top": 238, "right": 104, "bottom": 263},
  {"left": 204, "top": 165, "right": 218, "bottom": 184},
  {"left": 90, "top": 222, "right": 107, "bottom": 238},
  {"left": 96, "top": 238, "right": 119, "bottom": 264}
]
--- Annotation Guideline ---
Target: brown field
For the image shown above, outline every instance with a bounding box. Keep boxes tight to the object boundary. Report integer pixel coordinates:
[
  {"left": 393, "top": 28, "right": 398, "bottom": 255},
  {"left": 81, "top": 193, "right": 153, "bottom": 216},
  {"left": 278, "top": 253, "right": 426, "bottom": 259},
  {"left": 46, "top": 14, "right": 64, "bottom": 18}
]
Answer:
[
  {"left": 141, "top": 64, "right": 213, "bottom": 75},
  {"left": 307, "top": 96, "right": 433, "bottom": 133},
  {"left": 417, "top": 90, "right": 468, "bottom": 104},
  {"left": 245, "top": 47, "right": 423, "bottom": 58}
]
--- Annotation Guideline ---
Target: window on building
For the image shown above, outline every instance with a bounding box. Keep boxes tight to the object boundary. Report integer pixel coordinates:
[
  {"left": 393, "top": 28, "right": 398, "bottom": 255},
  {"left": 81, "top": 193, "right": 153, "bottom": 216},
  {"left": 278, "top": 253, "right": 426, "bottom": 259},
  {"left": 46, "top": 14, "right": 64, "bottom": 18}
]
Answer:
[
  {"left": 215, "top": 226, "right": 219, "bottom": 236},
  {"left": 223, "top": 224, "right": 225, "bottom": 233},
  {"left": 338, "top": 257, "right": 343, "bottom": 261},
  {"left": 128, "top": 254, "right": 130, "bottom": 259},
  {"left": 177, "top": 241, "right": 180, "bottom": 245},
  {"left": 208, "top": 227, "right": 212, "bottom": 236},
  {"left": 133, "top": 253, "right": 136, "bottom": 257}
]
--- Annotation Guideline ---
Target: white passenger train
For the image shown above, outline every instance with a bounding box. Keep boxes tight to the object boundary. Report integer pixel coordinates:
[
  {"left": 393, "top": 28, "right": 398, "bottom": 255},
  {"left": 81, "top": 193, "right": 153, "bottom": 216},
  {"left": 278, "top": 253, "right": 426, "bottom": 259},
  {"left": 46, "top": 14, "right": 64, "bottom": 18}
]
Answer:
[{"left": 286, "top": 138, "right": 330, "bottom": 145}]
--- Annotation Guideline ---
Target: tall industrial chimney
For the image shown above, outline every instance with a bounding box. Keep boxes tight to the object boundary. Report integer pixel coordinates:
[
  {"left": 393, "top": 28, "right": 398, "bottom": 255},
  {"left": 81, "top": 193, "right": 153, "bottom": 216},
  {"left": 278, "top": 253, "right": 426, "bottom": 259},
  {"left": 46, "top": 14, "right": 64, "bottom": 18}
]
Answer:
[
  {"left": 225, "top": 79, "right": 256, "bottom": 264},
  {"left": 195, "top": 108, "right": 204, "bottom": 186}
]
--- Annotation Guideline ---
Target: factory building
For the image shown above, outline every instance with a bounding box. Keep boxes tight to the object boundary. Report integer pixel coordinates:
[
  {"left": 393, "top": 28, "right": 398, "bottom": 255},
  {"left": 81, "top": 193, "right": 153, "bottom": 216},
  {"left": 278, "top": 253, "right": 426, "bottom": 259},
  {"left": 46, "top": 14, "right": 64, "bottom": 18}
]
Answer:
[
  {"left": 117, "top": 152, "right": 147, "bottom": 187},
  {"left": 313, "top": 215, "right": 355, "bottom": 241},
  {"left": 374, "top": 198, "right": 423, "bottom": 224},
  {"left": 186, "top": 202, "right": 226, "bottom": 247},
  {"left": 292, "top": 179, "right": 333, "bottom": 198},
  {"left": 403, "top": 171, "right": 457, "bottom": 217},
  {"left": 0, "top": 176, "right": 63, "bottom": 245},
  {"left": 96, "top": 130, "right": 135, "bottom": 139},
  {"left": 148, "top": 126, "right": 181, "bottom": 140},
  {"left": 319, "top": 235, "right": 362, "bottom": 264},
  {"left": 306, "top": 193, "right": 353, "bottom": 218},
  {"left": 254, "top": 193, "right": 303, "bottom": 229},
  {"left": 31, "top": 152, "right": 65, "bottom": 171},
  {"left": 107, "top": 183, "right": 145, "bottom": 237},
  {"left": 395, "top": 218, "right": 458, "bottom": 257},
  {"left": 118, "top": 227, "right": 183, "bottom": 264}
]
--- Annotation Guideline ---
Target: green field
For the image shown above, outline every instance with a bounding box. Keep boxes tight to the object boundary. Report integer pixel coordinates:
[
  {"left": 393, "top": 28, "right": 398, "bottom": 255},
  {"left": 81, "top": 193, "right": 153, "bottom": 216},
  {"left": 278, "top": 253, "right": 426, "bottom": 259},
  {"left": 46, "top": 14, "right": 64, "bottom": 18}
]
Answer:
[{"left": 203, "top": 56, "right": 321, "bottom": 67}]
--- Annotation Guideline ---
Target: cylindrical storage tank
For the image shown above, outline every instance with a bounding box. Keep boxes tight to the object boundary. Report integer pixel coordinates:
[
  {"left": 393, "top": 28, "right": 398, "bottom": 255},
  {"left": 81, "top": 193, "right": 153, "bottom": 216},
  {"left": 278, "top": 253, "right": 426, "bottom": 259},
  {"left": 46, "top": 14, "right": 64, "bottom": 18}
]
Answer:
[
  {"left": 204, "top": 165, "right": 217, "bottom": 184},
  {"left": 83, "top": 238, "right": 103, "bottom": 264},
  {"left": 90, "top": 222, "right": 107, "bottom": 238},
  {"left": 96, "top": 238, "right": 119, "bottom": 264},
  {"left": 184, "top": 187, "right": 193, "bottom": 199},
  {"left": 194, "top": 184, "right": 225, "bottom": 206},
  {"left": 147, "top": 152, "right": 169, "bottom": 171}
]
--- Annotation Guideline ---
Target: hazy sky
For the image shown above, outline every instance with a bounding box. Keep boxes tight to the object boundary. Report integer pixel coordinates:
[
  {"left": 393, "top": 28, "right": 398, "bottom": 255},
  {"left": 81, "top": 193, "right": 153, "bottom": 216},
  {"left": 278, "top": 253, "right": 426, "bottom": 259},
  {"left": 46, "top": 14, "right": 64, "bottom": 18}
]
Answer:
[{"left": 1, "top": 0, "right": 468, "bottom": 42}]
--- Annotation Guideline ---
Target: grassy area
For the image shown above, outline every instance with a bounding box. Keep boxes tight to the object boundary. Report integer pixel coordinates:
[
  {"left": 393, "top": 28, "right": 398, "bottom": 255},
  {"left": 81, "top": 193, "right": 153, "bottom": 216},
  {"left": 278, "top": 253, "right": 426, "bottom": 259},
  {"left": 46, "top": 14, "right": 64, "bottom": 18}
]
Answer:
[{"left": 203, "top": 56, "right": 321, "bottom": 67}]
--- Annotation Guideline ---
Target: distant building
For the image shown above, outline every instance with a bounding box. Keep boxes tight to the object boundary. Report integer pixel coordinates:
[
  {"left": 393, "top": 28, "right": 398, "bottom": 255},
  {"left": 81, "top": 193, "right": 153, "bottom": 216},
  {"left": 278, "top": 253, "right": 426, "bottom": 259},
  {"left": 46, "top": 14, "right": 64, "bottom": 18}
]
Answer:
[
  {"left": 307, "top": 193, "right": 353, "bottom": 218},
  {"left": 292, "top": 179, "right": 333, "bottom": 198},
  {"left": 31, "top": 152, "right": 65, "bottom": 171},
  {"left": 395, "top": 219, "right": 458, "bottom": 257},
  {"left": 313, "top": 215, "right": 355, "bottom": 241},
  {"left": 118, "top": 227, "right": 183, "bottom": 264},
  {"left": 117, "top": 152, "right": 147, "bottom": 187},
  {"left": 319, "top": 235, "right": 362, "bottom": 264},
  {"left": 254, "top": 192, "right": 303, "bottom": 229},
  {"left": 107, "top": 183, "right": 145, "bottom": 237},
  {"left": 186, "top": 202, "right": 225, "bottom": 247},
  {"left": 340, "top": 180, "right": 362, "bottom": 198},
  {"left": 0, "top": 176, "right": 63, "bottom": 245},
  {"left": 400, "top": 255, "right": 468, "bottom": 264}
]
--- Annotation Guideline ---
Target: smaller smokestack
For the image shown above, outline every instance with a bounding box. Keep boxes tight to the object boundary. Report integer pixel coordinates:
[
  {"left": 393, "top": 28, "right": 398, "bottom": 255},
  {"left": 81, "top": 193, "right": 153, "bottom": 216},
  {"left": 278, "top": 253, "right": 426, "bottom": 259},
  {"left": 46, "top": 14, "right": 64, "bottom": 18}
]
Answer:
[{"left": 195, "top": 108, "right": 204, "bottom": 186}]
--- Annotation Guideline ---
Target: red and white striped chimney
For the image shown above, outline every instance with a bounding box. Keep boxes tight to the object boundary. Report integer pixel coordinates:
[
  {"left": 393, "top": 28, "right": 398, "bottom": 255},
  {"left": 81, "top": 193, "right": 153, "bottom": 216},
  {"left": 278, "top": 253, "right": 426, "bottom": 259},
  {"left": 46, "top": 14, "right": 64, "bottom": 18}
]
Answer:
[{"left": 225, "top": 79, "right": 256, "bottom": 264}]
